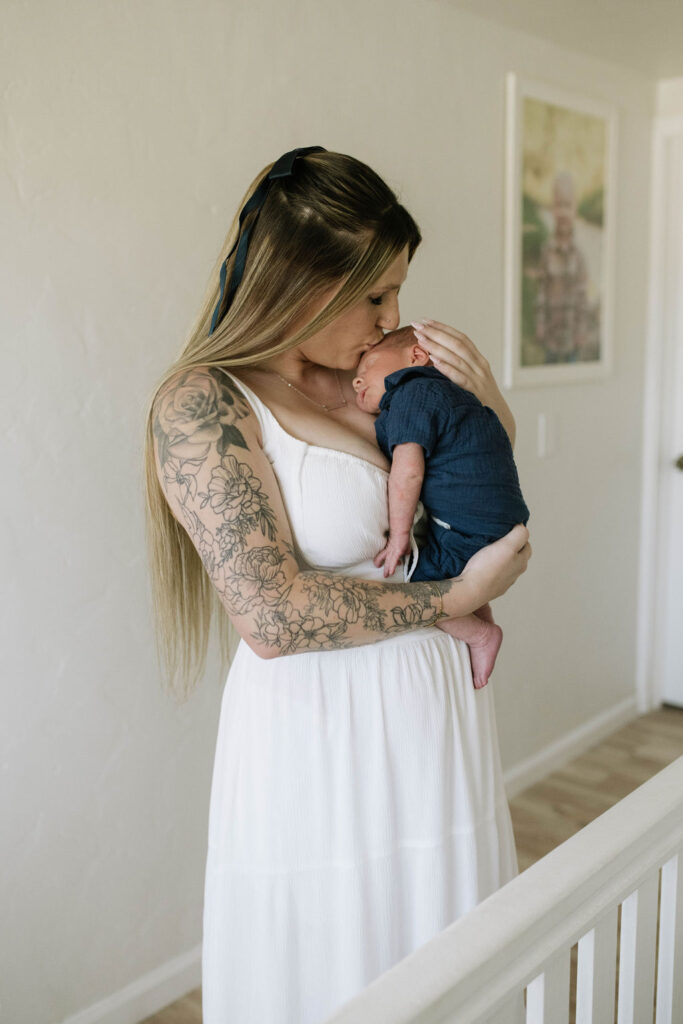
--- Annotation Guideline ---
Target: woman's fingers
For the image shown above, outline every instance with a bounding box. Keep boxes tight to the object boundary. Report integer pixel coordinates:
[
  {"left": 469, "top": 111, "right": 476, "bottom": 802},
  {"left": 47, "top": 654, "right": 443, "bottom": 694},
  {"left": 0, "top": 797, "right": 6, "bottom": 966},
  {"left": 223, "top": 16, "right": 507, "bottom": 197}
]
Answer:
[
  {"left": 411, "top": 322, "right": 491, "bottom": 401},
  {"left": 459, "top": 525, "right": 532, "bottom": 605},
  {"left": 505, "top": 524, "right": 531, "bottom": 572},
  {"left": 420, "top": 319, "right": 477, "bottom": 352},
  {"left": 412, "top": 320, "right": 488, "bottom": 376},
  {"left": 425, "top": 320, "right": 488, "bottom": 371},
  {"left": 506, "top": 523, "right": 530, "bottom": 552}
]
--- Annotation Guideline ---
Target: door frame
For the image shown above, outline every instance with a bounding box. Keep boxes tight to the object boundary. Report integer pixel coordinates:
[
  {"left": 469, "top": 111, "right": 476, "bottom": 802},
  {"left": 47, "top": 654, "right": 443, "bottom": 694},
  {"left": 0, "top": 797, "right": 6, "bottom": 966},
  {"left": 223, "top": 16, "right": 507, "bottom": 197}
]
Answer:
[{"left": 637, "top": 112, "right": 683, "bottom": 710}]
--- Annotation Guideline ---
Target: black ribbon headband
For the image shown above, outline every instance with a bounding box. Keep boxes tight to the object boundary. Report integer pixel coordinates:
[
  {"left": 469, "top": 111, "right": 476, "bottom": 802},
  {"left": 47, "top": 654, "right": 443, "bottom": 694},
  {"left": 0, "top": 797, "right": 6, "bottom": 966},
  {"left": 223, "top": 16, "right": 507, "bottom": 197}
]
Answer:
[{"left": 209, "top": 146, "right": 326, "bottom": 335}]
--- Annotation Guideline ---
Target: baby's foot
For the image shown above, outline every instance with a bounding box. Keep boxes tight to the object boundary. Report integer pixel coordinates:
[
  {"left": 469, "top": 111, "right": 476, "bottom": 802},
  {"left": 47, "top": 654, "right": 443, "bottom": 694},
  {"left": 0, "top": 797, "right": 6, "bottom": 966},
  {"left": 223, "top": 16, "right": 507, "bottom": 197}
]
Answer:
[
  {"left": 467, "top": 621, "right": 503, "bottom": 689},
  {"left": 437, "top": 616, "right": 504, "bottom": 689}
]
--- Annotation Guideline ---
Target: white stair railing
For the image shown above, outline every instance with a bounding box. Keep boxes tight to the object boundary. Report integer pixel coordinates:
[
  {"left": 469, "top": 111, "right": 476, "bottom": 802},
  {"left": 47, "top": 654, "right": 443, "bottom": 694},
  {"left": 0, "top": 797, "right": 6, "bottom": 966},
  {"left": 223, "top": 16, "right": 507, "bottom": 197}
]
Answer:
[{"left": 323, "top": 756, "right": 683, "bottom": 1024}]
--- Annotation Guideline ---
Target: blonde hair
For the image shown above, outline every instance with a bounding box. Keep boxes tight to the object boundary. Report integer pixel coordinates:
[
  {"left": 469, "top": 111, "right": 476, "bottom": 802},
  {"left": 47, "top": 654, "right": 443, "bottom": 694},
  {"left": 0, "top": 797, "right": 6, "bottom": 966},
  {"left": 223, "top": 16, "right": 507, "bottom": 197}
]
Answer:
[{"left": 143, "top": 150, "right": 421, "bottom": 702}]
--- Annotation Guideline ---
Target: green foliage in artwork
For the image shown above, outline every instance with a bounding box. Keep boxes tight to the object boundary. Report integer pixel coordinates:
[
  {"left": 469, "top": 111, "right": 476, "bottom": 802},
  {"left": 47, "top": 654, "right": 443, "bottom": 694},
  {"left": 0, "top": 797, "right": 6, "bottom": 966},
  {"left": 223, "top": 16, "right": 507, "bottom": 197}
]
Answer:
[
  {"left": 521, "top": 193, "right": 549, "bottom": 266},
  {"left": 521, "top": 273, "right": 538, "bottom": 349},
  {"left": 578, "top": 187, "right": 604, "bottom": 226}
]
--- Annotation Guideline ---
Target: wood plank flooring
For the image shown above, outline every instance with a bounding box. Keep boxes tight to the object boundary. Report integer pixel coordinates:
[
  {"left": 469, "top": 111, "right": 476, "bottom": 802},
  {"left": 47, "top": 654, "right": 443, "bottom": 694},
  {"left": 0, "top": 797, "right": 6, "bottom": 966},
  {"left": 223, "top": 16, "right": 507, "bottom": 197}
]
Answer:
[
  {"left": 141, "top": 705, "right": 683, "bottom": 1024},
  {"left": 510, "top": 705, "right": 683, "bottom": 873}
]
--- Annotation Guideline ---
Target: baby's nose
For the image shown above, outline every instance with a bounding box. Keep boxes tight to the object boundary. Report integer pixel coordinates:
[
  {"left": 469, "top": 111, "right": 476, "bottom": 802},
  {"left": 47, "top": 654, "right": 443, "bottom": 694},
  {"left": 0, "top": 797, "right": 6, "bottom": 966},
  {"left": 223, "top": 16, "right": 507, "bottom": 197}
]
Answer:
[{"left": 352, "top": 375, "right": 363, "bottom": 392}]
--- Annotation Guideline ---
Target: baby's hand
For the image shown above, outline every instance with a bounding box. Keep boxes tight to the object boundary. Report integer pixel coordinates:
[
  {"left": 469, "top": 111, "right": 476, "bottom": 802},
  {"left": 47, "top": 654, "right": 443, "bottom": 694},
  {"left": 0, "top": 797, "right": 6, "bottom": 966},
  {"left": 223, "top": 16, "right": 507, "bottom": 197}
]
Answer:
[{"left": 374, "top": 533, "right": 412, "bottom": 578}]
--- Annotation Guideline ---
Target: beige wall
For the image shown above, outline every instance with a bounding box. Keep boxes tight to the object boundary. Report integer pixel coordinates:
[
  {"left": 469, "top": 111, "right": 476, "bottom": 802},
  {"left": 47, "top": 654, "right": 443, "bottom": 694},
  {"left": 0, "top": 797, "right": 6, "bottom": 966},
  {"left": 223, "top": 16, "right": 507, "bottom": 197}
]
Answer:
[{"left": 1, "top": 0, "right": 655, "bottom": 1020}]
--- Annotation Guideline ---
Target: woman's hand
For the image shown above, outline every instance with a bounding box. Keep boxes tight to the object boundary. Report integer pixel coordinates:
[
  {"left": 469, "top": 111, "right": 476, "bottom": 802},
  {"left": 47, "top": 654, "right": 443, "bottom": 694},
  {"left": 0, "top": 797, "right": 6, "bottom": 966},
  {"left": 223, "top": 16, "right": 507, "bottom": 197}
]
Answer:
[
  {"left": 410, "top": 319, "right": 516, "bottom": 447},
  {"left": 445, "top": 524, "right": 531, "bottom": 615}
]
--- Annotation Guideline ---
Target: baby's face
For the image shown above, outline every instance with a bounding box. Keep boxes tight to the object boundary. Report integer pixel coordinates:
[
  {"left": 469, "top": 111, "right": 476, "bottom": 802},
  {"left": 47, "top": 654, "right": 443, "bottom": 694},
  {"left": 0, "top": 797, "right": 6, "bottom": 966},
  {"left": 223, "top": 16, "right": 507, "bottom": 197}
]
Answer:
[{"left": 352, "top": 341, "right": 413, "bottom": 414}]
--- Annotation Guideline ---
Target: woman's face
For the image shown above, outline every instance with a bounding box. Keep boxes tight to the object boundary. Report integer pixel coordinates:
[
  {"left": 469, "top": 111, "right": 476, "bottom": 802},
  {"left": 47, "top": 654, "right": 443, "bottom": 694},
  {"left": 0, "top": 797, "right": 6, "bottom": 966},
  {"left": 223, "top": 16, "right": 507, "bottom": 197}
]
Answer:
[{"left": 296, "top": 246, "right": 409, "bottom": 370}]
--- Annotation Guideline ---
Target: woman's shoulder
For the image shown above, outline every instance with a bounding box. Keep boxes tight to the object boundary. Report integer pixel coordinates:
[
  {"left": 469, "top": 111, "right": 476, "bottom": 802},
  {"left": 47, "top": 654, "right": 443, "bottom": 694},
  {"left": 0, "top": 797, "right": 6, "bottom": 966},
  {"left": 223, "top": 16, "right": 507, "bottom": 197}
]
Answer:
[{"left": 151, "top": 363, "right": 263, "bottom": 457}]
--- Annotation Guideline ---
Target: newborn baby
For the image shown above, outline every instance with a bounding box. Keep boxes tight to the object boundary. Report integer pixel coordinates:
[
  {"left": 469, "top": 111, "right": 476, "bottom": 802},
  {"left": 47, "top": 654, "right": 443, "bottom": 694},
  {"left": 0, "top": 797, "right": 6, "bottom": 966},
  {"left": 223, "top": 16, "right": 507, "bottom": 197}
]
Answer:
[{"left": 353, "top": 326, "right": 530, "bottom": 689}]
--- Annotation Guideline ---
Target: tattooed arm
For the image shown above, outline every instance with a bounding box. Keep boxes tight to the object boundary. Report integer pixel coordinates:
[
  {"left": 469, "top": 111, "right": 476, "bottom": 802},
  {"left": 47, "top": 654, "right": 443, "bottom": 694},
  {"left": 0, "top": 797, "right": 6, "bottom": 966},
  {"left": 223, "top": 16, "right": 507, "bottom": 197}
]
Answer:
[{"left": 152, "top": 368, "right": 529, "bottom": 659}]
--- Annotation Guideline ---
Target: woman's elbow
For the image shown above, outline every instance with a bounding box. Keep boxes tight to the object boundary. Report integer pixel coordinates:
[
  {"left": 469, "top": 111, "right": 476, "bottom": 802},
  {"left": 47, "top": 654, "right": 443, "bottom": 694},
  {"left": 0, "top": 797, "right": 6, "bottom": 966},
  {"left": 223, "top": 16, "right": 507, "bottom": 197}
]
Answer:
[
  {"left": 240, "top": 635, "right": 282, "bottom": 660},
  {"left": 228, "top": 590, "right": 302, "bottom": 660},
  {"left": 256, "top": 643, "right": 282, "bottom": 661}
]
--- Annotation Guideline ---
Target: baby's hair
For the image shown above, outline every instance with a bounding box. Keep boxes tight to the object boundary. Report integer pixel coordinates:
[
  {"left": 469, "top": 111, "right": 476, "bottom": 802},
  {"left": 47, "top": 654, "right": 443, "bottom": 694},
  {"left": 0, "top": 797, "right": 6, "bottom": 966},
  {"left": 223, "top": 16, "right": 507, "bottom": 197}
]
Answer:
[{"left": 377, "top": 325, "right": 420, "bottom": 351}]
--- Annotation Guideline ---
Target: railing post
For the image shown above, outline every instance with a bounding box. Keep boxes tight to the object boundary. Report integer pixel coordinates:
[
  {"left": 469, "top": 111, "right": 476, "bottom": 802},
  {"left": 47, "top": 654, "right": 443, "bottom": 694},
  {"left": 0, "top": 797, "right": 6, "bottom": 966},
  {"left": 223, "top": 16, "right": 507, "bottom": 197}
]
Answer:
[
  {"left": 617, "top": 870, "right": 659, "bottom": 1024},
  {"left": 526, "top": 950, "right": 570, "bottom": 1024},
  {"left": 576, "top": 906, "right": 618, "bottom": 1023},
  {"left": 656, "top": 849, "right": 683, "bottom": 1024}
]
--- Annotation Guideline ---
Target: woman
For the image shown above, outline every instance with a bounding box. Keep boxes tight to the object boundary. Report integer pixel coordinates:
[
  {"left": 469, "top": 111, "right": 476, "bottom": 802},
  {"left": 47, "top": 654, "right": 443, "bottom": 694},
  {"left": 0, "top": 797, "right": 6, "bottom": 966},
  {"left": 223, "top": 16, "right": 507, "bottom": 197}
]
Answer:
[{"left": 144, "top": 147, "right": 530, "bottom": 1024}]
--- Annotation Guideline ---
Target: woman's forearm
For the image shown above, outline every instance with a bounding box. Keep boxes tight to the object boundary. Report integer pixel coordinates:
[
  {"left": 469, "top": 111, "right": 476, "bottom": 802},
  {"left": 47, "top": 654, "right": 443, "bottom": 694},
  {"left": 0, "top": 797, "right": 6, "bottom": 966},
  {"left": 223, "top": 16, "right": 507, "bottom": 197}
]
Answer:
[{"left": 248, "top": 569, "right": 480, "bottom": 658}]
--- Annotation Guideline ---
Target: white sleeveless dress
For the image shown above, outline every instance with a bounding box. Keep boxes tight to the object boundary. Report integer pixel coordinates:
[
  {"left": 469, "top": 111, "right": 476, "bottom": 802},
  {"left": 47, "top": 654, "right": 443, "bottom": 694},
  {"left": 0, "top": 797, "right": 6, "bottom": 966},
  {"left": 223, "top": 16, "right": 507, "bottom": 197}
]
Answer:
[{"left": 201, "top": 372, "right": 519, "bottom": 1024}]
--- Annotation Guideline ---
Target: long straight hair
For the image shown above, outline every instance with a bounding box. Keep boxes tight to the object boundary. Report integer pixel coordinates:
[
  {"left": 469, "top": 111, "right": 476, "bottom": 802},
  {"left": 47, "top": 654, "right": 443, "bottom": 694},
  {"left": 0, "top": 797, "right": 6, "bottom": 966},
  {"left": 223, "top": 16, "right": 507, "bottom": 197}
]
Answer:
[{"left": 143, "top": 150, "right": 421, "bottom": 701}]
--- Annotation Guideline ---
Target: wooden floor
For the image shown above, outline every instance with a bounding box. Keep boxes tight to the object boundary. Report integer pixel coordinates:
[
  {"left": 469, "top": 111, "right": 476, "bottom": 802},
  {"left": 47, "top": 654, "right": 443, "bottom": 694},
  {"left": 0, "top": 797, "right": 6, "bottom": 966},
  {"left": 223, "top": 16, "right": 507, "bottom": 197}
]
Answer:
[{"left": 141, "top": 706, "right": 683, "bottom": 1024}]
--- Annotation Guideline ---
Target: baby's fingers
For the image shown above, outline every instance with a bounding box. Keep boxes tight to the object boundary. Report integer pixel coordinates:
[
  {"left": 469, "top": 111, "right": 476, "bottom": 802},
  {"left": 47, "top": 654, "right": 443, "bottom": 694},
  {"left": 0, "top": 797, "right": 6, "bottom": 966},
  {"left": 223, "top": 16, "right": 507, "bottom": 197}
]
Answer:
[
  {"left": 383, "top": 553, "right": 402, "bottom": 578},
  {"left": 374, "top": 546, "right": 389, "bottom": 568}
]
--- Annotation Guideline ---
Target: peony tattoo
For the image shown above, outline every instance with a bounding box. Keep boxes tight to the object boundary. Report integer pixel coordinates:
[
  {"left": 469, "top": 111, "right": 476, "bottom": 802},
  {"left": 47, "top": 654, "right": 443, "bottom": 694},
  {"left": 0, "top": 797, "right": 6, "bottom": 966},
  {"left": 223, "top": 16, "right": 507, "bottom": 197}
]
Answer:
[{"left": 153, "top": 367, "right": 448, "bottom": 654}]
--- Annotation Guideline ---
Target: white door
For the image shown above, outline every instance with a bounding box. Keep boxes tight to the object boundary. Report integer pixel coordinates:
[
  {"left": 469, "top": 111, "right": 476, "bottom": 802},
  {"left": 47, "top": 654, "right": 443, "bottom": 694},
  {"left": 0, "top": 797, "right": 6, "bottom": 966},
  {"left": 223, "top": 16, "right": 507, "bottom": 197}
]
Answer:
[{"left": 657, "top": 128, "right": 683, "bottom": 706}]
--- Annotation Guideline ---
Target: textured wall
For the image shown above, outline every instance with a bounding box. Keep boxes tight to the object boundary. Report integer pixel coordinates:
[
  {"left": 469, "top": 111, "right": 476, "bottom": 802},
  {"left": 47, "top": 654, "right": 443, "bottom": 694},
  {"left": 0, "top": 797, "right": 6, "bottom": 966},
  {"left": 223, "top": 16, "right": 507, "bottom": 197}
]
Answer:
[{"left": 1, "top": 0, "right": 654, "bottom": 1021}]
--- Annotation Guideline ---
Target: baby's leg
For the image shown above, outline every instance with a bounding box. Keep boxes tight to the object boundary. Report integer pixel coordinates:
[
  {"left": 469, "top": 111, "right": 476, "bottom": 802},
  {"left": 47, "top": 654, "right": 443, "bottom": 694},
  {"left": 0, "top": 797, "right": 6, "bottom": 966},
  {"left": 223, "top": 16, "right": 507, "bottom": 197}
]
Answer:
[
  {"left": 412, "top": 532, "right": 502, "bottom": 687},
  {"left": 438, "top": 605, "right": 503, "bottom": 689}
]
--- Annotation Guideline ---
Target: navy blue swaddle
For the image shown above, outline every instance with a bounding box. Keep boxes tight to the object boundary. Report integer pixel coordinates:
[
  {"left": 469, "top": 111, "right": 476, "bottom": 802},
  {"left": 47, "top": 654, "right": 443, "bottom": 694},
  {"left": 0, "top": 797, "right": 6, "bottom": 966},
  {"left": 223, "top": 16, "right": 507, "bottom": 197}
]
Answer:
[{"left": 374, "top": 366, "right": 530, "bottom": 582}]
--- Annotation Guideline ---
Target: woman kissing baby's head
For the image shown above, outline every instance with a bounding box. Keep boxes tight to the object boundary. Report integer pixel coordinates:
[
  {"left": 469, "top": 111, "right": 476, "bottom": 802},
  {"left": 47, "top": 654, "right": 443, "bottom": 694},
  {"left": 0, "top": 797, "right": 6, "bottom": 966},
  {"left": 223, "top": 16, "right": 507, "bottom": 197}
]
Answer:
[{"left": 352, "top": 326, "right": 431, "bottom": 413}]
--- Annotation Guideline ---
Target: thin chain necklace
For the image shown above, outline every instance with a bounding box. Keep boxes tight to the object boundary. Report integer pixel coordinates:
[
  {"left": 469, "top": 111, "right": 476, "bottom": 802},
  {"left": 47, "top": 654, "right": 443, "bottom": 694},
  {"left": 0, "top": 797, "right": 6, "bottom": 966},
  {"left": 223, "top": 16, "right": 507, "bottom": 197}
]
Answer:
[{"left": 268, "top": 367, "right": 348, "bottom": 412}]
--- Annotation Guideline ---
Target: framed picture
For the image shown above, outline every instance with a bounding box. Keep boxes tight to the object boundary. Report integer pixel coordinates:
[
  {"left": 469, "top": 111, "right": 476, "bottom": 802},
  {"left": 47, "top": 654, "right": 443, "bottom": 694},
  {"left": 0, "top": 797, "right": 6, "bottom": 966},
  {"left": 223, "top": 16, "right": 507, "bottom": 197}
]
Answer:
[{"left": 503, "top": 74, "right": 617, "bottom": 387}]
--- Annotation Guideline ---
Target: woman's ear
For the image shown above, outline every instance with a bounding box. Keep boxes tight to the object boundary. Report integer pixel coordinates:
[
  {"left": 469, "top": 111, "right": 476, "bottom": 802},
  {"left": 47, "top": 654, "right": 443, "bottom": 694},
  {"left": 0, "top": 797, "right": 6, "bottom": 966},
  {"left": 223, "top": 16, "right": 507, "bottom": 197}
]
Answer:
[{"left": 410, "top": 344, "right": 432, "bottom": 366}]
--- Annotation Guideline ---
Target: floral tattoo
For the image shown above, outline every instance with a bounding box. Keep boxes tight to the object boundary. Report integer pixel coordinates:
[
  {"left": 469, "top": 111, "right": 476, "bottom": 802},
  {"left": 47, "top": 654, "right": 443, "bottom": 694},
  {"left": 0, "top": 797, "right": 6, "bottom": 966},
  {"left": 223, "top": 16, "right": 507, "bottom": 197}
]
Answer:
[{"left": 153, "top": 368, "right": 448, "bottom": 654}]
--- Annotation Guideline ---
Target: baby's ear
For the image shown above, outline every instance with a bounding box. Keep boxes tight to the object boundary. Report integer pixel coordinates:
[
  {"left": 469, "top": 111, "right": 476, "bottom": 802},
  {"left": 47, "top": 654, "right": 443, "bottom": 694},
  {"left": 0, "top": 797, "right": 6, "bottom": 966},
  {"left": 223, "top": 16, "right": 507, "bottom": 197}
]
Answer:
[{"left": 410, "top": 344, "right": 431, "bottom": 366}]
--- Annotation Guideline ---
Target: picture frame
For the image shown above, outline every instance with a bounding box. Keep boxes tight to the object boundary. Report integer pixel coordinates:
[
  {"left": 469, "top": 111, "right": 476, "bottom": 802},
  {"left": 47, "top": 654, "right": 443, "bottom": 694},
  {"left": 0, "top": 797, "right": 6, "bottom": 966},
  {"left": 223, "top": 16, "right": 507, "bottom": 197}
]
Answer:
[{"left": 503, "top": 73, "right": 617, "bottom": 388}]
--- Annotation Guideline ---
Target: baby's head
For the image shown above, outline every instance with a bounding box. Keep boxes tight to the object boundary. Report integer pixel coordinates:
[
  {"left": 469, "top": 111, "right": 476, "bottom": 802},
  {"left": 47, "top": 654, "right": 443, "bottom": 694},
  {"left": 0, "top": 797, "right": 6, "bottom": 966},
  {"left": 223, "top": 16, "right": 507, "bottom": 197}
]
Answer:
[{"left": 352, "top": 326, "right": 431, "bottom": 413}]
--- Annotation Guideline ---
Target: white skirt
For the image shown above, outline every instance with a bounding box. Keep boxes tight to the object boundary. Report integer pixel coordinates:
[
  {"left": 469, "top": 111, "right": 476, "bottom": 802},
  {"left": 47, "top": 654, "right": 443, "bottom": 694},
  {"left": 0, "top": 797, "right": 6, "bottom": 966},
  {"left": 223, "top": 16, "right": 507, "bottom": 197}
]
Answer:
[{"left": 202, "top": 627, "right": 518, "bottom": 1024}]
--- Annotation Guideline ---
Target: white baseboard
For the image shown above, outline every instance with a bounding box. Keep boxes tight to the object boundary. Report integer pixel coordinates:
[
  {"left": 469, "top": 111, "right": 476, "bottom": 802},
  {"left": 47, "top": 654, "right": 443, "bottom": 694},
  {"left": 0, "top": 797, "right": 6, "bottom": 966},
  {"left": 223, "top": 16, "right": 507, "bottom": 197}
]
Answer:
[
  {"left": 503, "top": 696, "right": 639, "bottom": 800},
  {"left": 59, "top": 944, "right": 201, "bottom": 1024}
]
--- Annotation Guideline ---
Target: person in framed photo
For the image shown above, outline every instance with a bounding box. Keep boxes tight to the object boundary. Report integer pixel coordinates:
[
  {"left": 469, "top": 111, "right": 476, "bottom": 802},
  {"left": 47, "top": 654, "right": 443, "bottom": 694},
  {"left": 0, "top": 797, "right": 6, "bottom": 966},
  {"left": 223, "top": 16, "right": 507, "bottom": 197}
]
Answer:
[{"left": 534, "top": 170, "right": 589, "bottom": 364}]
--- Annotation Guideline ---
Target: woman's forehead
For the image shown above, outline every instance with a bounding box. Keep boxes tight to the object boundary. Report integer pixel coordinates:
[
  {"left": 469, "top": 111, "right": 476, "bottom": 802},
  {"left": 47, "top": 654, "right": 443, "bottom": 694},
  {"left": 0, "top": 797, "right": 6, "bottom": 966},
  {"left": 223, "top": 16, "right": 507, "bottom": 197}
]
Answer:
[{"left": 375, "top": 247, "right": 409, "bottom": 289}]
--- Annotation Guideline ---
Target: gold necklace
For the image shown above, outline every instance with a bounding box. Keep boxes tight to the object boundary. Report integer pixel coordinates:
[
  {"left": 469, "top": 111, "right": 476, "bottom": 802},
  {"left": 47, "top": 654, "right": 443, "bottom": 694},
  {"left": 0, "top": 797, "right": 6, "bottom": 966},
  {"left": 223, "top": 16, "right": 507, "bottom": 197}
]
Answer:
[{"left": 269, "top": 367, "right": 348, "bottom": 412}]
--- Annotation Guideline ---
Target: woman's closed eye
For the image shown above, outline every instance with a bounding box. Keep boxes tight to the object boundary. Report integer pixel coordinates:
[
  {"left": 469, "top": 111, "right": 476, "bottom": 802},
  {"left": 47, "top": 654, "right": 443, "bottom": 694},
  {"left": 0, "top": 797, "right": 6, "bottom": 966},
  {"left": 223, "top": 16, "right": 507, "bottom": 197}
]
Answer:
[{"left": 369, "top": 296, "right": 383, "bottom": 306}]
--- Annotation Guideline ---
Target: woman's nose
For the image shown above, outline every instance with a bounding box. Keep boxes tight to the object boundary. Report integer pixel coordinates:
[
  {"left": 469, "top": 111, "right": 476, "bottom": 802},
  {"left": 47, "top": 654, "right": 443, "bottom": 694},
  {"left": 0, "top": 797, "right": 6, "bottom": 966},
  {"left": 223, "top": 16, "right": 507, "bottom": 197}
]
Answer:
[{"left": 378, "top": 297, "right": 400, "bottom": 331}]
